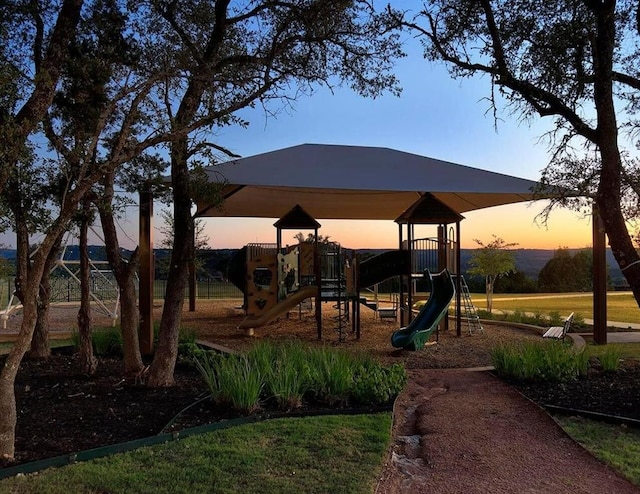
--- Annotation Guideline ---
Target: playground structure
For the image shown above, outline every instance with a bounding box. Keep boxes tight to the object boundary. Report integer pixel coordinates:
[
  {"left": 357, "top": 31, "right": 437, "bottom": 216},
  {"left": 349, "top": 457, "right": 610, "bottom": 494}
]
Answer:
[
  {"left": 225, "top": 204, "right": 473, "bottom": 349},
  {"left": 135, "top": 143, "right": 612, "bottom": 354}
]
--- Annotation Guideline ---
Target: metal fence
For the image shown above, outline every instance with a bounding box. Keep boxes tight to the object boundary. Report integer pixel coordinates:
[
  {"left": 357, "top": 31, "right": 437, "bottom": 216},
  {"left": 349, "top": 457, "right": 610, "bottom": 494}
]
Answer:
[
  {"left": 0, "top": 278, "right": 11, "bottom": 307},
  {"left": 0, "top": 277, "right": 243, "bottom": 306},
  {"left": 154, "top": 280, "right": 243, "bottom": 299}
]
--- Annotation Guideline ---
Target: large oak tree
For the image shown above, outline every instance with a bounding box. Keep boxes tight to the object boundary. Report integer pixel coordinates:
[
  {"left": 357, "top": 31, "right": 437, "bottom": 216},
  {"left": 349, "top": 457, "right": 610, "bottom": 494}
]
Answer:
[
  {"left": 0, "top": 0, "right": 404, "bottom": 460},
  {"left": 144, "top": 0, "right": 403, "bottom": 386},
  {"left": 402, "top": 0, "right": 640, "bottom": 306}
]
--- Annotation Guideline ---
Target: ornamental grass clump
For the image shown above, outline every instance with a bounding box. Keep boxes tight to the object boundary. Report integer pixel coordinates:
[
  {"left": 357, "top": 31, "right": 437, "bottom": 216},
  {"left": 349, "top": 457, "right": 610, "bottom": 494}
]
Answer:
[
  {"left": 352, "top": 357, "right": 407, "bottom": 405},
  {"left": 306, "top": 346, "right": 356, "bottom": 405},
  {"left": 218, "top": 355, "right": 264, "bottom": 413},
  {"left": 249, "top": 341, "right": 311, "bottom": 410},
  {"left": 491, "top": 340, "right": 588, "bottom": 382},
  {"left": 194, "top": 352, "right": 263, "bottom": 413},
  {"left": 72, "top": 327, "right": 122, "bottom": 356},
  {"left": 193, "top": 342, "right": 407, "bottom": 413},
  {"left": 91, "top": 328, "right": 123, "bottom": 356},
  {"left": 598, "top": 345, "right": 622, "bottom": 373}
]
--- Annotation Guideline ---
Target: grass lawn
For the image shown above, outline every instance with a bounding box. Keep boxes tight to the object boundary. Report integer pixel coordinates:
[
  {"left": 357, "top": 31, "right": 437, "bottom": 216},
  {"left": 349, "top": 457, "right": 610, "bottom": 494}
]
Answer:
[
  {"left": 0, "top": 413, "right": 391, "bottom": 494},
  {"left": 585, "top": 342, "right": 640, "bottom": 359},
  {"left": 470, "top": 292, "right": 640, "bottom": 324},
  {"left": 555, "top": 416, "right": 640, "bottom": 486}
]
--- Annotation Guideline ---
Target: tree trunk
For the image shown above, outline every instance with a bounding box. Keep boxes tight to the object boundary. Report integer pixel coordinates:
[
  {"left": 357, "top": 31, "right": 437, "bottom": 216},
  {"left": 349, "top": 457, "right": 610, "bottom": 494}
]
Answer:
[
  {"left": 29, "top": 279, "right": 52, "bottom": 360},
  {"left": 27, "top": 233, "right": 64, "bottom": 360},
  {"left": 77, "top": 202, "right": 97, "bottom": 375},
  {"left": 0, "top": 374, "right": 17, "bottom": 465},
  {"left": 119, "top": 277, "right": 142, "bottom": 374},
  {"left": 486, "top": 276, "right": 494, "bottom": 313},
  {"left": 96, "top": 171, "right": 143, "bottom": 375},
  {"left": 147, "top": 140, "right": 193, "bottom": 387},
  {"left": 144, "top": 4, "right": 231, "bottom": 384},
  {"left": 591, "top": 3, "right": 640, "bottom": 308},
  {"left": 0, "top": 262, "right": 49, "bottom": 460}
]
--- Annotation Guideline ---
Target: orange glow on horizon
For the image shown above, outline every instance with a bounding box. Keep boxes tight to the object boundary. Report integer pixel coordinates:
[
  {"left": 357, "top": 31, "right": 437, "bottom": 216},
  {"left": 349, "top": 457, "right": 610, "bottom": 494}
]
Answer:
[{"left": 202, "top": 203, "right": 595, "bottom": 251}]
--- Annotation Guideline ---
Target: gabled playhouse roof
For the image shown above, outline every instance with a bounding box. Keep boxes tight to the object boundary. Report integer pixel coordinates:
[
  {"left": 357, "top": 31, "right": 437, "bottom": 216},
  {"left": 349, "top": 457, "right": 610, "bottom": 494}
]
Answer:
[{"left": 195, "top": 143, "right": 545, "bottom": 220}]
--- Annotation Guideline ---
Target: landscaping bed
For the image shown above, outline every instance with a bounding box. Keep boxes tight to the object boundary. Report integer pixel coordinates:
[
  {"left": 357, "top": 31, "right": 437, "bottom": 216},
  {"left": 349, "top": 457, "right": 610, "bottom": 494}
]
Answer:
[
  {"left": 513, "top": 358, "right": 640, "bottom": 421},
  {"left": 2, "top": 300, "right": 640, "bottom": 469}
]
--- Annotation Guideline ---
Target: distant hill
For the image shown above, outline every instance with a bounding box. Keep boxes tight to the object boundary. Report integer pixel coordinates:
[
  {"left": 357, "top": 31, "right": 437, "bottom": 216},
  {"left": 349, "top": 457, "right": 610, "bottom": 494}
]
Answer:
[
  {"left": 0, "top": 245, "right": 627, "bottom": 286},
  {"left": 356, "top": 247, "right": 625, "bottom": 286}
]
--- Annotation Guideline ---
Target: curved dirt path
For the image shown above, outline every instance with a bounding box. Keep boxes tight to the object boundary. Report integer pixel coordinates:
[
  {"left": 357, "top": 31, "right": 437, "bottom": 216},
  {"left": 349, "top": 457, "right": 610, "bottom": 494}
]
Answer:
[{"left": 377, "top": 369, "right": 640, "bottom": 494}]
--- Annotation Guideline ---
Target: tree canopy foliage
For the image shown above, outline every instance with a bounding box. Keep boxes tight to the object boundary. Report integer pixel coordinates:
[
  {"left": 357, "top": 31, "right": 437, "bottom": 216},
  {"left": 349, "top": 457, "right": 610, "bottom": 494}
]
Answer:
[
  {"left": 0, "top": 0, "right": 404, "bottom": 459},
  {"left": 468, "top": 235, "right": 518, "bottom": 312},
  {"left": 401, "top": 0, "right": 640, "bottom": 306},
  {"left": 538, "top": 247, "right": 611, "bottom": 292}
]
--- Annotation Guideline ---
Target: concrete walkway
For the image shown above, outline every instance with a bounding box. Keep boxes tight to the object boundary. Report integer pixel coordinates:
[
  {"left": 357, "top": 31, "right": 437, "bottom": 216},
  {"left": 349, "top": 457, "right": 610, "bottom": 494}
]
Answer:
[
  {"left": 583, "top": 319, "right": 640, "bottom": 330},
  {"left": 601, "top": 331, "right": 640, "bottom": 343}
]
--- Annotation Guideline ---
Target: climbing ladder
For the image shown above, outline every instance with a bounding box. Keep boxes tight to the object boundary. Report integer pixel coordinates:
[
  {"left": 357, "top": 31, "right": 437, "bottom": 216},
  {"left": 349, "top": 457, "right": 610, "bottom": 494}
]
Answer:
[
  {"left": 320, "top": 243, "right": 350, "bottom": 342},
  {"left": 458, "top": 275, "right": 483, "bottom": 334}
]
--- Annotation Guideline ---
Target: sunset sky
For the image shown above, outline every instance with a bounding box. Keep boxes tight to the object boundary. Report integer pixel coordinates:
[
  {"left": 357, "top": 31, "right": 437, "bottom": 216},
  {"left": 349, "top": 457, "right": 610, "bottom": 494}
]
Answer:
[
  {"left": 1, "top": 3, "right": 602, "bottom": 252},
  {"left": 185, "top": 24, "right": 596, "bottom": 252}
]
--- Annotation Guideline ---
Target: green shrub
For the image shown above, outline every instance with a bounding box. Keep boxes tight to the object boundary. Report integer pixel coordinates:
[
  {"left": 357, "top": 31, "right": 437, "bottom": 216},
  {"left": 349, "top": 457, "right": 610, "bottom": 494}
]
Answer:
[
  {"left": 476, "top": 309, "right": 586, "bottom": 331},
  {"left": 572, "top": 312, "right": 585, "bottom": 326},
  {"left": 178, "top": 327, "right": 197, "bottom": 345},
  {"left": 491, "top": 340, "right": 588, "bottom": 382},
  {"left": 352, "top": 359, "right": 407, "bottom": 405},
  {"left": 529, "top": 310, "right": 546, "bottom": 326},
  {"left": 548, "top": 311, "right": 563, "bottom": 326},
  {"left": 72, "top": 327, "right": 122, "bottom": 356},
  {"left": 510, "top": 309, "right": 525, "bottom": 323},
  {"left": 177, "top": 342, "right": 207, "bottom": 365}
]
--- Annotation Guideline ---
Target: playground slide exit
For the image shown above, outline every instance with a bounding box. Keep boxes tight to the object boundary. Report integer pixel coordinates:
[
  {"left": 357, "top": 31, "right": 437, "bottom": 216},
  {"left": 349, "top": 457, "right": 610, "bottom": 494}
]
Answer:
[
  {"left": 238, "top": 285, "right": 319, "bottom": 330},
  {"left": 391, "top": 269, "right": 455, "bottom": 351}
]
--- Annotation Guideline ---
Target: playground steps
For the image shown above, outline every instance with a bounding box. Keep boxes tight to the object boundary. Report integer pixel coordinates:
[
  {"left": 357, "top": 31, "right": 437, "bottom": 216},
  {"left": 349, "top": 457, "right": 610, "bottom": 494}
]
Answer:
[
  {"left": 358, "top": 297, "right": 398, "bottom": 320},
  {"left": 195, "top": 339, "right": 239, "bottom": 355},
  {"left": 359, "top": 296, "right": 378, "bottom": 311}
]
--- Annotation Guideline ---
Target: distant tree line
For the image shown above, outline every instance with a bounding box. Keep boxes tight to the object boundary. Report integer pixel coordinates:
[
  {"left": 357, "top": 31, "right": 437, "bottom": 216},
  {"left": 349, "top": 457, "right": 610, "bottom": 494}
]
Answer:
[
  {"left": 464, "top": 247, "right": 611, "bottom": 294},
  {"left": 0, "top": 245, "right": 610, "bottom": 294}
]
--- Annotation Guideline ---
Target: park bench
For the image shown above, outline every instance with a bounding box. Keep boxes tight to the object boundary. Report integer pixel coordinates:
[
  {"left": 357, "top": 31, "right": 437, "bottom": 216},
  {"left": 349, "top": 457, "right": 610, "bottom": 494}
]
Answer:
[{"left": 542, "top": 312, "right": 574, "bottom": 340}]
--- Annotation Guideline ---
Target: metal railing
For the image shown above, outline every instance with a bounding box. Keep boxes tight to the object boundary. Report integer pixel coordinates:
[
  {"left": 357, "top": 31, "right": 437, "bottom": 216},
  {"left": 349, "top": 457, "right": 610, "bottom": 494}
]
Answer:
[{"left": 403, "top": 237, "right": 458, "bottom": 274}]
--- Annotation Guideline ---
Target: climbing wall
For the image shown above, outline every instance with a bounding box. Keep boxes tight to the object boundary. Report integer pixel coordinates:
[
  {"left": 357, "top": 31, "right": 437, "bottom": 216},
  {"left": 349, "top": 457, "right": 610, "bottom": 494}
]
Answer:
[
  {"left": 298, "top": 242, "right": 316, "bottom": 283},
  {"left": 277, "top": 248, "right": 299, "bottom": 301},
  {"left": 246, "top": 252, "right": 278, "bottom": 317}
]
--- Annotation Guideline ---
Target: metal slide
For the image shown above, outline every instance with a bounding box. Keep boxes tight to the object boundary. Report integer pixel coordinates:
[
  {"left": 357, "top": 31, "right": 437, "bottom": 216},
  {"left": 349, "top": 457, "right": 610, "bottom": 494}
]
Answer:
[{"left": 391, "top": 269, "right": 455, "bottom": 351}]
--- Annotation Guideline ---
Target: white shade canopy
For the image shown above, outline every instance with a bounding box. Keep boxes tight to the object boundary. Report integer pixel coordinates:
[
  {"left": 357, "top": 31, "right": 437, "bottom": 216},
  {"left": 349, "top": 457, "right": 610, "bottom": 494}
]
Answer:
[{"left": 196, "top": 143, "right": 547, "bottom": 221}]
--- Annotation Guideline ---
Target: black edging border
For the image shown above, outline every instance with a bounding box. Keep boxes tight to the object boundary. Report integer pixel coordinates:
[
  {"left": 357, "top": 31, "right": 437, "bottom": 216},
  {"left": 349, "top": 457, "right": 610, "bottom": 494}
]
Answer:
[
  {"left": 0, "top": 405, "right": 393, "bottom": 481},
  {"left": 543, "top": 404, "right": 640, "bottom": 428}
]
